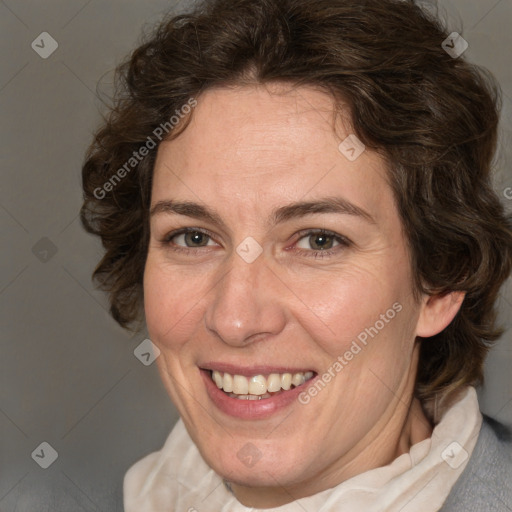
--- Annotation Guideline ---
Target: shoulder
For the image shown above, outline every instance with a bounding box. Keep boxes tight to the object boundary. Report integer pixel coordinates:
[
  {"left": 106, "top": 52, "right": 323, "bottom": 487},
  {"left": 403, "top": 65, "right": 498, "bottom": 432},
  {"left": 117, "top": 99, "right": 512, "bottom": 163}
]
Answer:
[{"left": 440, "top": 415, "right": 512, "bottom": 512}]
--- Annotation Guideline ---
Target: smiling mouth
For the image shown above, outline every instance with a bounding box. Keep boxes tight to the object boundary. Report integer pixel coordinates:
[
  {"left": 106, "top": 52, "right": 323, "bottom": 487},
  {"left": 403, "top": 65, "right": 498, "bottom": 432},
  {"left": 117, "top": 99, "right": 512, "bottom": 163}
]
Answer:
[{"left": 210, "top": 370, "right": 315, "bottom": 400}]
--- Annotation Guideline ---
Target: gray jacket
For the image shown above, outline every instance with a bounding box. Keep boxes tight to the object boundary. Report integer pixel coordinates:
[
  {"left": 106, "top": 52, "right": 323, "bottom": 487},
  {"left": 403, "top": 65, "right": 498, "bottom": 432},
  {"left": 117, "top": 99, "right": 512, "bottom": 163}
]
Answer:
[{"left": 440, "top": 416, "right": 512, "bottom": 511}]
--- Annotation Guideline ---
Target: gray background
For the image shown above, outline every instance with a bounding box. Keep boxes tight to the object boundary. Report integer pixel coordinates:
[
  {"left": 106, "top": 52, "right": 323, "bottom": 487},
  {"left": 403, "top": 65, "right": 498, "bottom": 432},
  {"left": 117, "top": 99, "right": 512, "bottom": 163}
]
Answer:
[{"left": 1, "top": 0, "right": 511, "bottom": 510}]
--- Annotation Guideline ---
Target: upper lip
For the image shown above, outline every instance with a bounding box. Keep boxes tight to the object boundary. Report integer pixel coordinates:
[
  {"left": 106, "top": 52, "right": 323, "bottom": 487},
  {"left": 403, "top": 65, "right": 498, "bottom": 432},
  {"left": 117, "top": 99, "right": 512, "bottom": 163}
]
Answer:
[{"left": 200, "top": 363, "right": 316, "bottom": 376}]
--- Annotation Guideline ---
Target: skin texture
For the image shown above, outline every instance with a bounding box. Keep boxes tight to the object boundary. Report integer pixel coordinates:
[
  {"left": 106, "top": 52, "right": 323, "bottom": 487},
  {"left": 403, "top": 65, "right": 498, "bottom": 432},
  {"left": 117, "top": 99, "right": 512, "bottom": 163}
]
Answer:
[{"left": 143, "top": 83, "right": 464, "bottom": 508}]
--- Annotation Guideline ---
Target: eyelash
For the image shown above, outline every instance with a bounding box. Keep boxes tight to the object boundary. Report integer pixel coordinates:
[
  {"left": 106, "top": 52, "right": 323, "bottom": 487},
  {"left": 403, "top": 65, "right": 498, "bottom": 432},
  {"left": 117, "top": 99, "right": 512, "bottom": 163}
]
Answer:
[
  {"left": 160, "top": 228, "right": 217, "bottom": 256},
  {"left": 289, "top": 228, "right": 351, "bottom": 259},
  {"left": 160, "top": 228, "right": 351, "bottom": 259}
]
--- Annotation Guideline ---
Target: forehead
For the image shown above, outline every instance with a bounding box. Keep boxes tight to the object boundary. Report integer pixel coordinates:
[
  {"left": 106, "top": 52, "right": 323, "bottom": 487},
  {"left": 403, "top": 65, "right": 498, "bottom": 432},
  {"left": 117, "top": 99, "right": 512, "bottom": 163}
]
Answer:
[{"left": 151, "top": 84, "right": 393, "bottom": 223}]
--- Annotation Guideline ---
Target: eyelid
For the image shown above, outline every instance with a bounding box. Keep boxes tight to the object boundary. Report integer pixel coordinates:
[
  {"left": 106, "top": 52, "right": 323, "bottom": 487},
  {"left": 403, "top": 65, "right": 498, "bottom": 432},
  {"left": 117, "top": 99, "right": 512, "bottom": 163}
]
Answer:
[
  {"left": 160, "top": 227, "right": 351, "bottom": 257},
  {"left": 291, "top": 228, "right": 351, "bottom": 247},
  {"left": 288, "top": 229, "right": 351, "bottom": 259},
  {"left": 161, "top": 227, "right": 220, "bottom": 246}
]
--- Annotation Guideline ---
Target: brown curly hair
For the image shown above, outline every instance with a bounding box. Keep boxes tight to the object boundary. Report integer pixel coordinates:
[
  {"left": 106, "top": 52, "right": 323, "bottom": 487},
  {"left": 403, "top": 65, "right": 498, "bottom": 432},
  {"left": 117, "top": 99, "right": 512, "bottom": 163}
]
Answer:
[{"left": 80, "top": 0, "right": 512, "bottom": 402}]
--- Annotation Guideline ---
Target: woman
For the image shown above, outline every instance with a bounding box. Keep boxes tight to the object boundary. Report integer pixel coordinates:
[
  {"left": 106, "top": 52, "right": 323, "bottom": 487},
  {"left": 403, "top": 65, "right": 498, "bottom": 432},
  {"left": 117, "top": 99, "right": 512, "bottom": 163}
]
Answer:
[{"left": 80, "top": 0, "right": 512, "bottom": 510}]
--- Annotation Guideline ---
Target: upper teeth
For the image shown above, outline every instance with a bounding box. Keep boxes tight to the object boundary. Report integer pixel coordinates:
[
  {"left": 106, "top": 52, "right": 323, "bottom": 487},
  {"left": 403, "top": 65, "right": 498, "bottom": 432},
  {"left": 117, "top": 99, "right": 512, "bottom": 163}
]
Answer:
[{"left": 211, "top": 370, "right": 314, "bottom": 395}]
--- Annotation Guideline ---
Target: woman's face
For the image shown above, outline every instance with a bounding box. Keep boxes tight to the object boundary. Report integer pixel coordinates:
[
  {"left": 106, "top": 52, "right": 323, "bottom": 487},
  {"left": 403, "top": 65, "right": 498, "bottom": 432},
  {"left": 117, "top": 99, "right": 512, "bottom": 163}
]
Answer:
[{"left": 144, "top": 84, "right": 432, "bottom": 502}]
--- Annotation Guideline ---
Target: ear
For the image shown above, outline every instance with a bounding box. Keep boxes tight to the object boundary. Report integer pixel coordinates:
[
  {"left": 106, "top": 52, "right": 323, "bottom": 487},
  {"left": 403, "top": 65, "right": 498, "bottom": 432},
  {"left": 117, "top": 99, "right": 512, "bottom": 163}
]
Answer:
[{"left": 415, "top": 291, "right": 465, "bottom": 338}]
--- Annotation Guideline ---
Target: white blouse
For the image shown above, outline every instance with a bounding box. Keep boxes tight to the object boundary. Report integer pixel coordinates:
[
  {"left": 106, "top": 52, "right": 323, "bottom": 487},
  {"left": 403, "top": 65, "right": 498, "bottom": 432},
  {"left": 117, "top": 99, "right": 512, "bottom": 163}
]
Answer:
[{"left": 124, "top": 387, "right": 481, "bottom": 512}]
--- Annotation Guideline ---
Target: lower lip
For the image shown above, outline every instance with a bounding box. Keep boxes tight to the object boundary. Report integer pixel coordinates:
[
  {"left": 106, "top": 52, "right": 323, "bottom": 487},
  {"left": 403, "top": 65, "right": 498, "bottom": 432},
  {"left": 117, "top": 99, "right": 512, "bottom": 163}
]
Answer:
[{"left": 200, "top": 369, "right": 316, "bottom": 420}]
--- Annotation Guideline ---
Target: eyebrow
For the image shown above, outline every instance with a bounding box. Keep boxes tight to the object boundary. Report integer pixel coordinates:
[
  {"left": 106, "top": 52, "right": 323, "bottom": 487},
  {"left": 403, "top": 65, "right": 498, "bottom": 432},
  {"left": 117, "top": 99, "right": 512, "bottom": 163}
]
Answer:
[
  {"left": 150, "top": 200, "right": 226, "bottom": 226},
  {"left": 149, "top": 197, "right": 375, "bottom": 227},
  {"left": 271, "top": 197, "right": 375, "bottom": 225}
]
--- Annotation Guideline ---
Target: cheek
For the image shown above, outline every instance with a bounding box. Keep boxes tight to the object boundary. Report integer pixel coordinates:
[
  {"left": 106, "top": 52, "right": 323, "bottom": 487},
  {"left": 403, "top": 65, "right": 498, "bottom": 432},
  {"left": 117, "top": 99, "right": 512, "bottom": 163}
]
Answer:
[
  {"left": 288, "top": 264, "right": 399, "bottom": 344},
  {"left": 143, "top": 259, "right": 208, "bottom": 347},
  {"left": 287, "top": 261, "right": 416, "bottom": 384}
]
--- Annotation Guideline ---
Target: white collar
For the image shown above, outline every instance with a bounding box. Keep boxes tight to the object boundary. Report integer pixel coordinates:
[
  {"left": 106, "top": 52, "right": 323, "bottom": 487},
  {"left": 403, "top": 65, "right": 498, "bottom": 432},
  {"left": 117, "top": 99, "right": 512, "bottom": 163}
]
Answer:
[{"left": 124, "top": 387, "right": 482, "bottom": 512}]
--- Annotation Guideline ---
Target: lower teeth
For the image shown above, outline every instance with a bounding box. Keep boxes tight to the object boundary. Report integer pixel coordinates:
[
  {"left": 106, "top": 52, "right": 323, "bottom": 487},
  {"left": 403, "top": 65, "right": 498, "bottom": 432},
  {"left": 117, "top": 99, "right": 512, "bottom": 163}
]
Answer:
[
  {"left": 228, "top": 388, "right": 295, "bottom": 400},
  {"left": 238, "top": 394, "right": 259, "bottom": 400},
  {"left": 228, "top": 393, "right": 271, "bottom": 400}
]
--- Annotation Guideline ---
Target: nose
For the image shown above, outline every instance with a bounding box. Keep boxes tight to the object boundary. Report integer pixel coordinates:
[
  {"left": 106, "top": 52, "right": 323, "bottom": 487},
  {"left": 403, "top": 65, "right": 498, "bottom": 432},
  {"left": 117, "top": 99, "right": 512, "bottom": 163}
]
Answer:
[{"left": 204, "top": 252, "right": 287, "bottom": 347}]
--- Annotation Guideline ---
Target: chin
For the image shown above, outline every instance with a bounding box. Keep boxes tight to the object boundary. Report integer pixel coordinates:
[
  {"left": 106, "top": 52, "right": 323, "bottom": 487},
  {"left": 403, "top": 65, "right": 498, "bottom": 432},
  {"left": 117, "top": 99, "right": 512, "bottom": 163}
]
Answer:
[{"left": 198, "top": 436, "right": 310, "bottom": 487}]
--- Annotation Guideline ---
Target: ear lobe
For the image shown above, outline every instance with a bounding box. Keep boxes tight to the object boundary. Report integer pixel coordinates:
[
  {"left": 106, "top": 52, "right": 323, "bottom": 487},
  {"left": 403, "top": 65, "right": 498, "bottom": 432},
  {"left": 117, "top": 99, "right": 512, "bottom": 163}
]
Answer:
[{"left": 416, "top": 291, "right": 465, "bottom": 338}]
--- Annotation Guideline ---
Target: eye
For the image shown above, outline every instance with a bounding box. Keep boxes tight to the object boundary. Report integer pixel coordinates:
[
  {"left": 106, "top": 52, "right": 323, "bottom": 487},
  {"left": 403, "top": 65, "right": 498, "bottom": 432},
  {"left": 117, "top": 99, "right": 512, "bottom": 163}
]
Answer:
[
  {"left": 296, "top": 232, "right": 340, "bottom": 251},
  {"left": 163, "top": 228, "right": 217, "bottom": 248}
]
